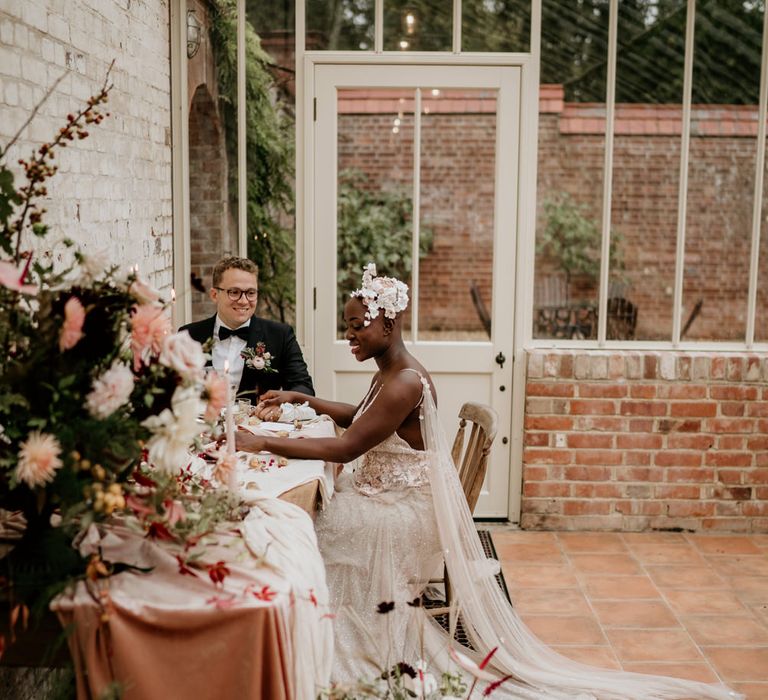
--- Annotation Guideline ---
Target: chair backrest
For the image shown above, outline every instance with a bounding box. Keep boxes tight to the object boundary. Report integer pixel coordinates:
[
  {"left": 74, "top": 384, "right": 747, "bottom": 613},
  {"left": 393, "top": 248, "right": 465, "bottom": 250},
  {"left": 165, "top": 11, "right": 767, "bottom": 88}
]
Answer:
[{"left": 450, "top": 401, "right": 498, "bottom": 513}]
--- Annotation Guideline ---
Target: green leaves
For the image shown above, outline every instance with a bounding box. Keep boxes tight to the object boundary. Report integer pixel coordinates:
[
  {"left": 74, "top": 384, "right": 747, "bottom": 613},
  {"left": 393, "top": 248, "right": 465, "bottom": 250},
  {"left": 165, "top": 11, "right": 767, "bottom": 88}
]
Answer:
[
  {"left": 0, "top": 166, "right": 19, "bottom": 255},
  {"left": 58, "top": 374, "right": 76, "bottom": 390},
  {"left": 537, "top": 192, "right": 623, "bottom": 300},
  {"left": 0, "top": 167, "right": 18, "bottom": 221}
]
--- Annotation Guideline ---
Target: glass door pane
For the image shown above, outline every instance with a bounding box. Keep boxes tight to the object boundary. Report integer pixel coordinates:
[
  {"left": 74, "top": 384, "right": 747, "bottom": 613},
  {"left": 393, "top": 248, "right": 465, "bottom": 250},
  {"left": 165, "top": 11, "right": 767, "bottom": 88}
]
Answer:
[
  {"left": 418, "top": 88, "right": 497, "bottom": 341},
  {"left": 336, "top": 88, "right": 415, "bottom": 339}
]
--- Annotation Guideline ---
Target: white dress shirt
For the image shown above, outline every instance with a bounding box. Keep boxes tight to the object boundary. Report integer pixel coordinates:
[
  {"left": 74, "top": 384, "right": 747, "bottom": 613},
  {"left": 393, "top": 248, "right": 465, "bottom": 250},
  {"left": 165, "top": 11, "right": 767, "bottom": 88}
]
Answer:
[{"left": 211, "top": 315, "right": 250, "bottom": 389}]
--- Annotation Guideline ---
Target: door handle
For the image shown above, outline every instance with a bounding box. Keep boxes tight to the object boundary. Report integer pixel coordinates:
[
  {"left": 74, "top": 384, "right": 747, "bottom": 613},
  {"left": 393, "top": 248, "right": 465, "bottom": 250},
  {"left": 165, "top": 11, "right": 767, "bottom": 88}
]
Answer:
[{"left": 495, "top": 351, "right": 506, "bottom": 369}]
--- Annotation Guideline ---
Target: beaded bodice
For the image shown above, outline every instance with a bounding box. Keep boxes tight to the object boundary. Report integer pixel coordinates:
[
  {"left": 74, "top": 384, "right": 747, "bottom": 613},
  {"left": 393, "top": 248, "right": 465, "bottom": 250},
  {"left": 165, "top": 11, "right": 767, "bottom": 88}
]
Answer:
[{"left": 352, "top": 379, "right": 430, "bottom": 496}]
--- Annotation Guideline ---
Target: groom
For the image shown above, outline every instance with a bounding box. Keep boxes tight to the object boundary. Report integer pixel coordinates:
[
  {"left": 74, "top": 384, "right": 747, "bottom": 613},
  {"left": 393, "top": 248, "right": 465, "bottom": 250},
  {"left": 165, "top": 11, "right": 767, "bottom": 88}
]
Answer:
[{"left": 180, "top": 256, "right": 314, "bottom": 400}]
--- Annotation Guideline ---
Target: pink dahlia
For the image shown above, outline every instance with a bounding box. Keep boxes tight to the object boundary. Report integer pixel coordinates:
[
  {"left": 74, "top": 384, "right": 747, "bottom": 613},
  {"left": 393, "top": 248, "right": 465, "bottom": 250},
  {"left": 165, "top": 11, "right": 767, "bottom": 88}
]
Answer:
[
  {"left": 203, "top": 372, "right": 228, "bottom": 422},
  {"left": 59, "top": 296, "right": 86, "bottom": 351},
  {"left": 86, "top": 361, "right": 134, "bottom": 419},
  {"left": 130, "top": 304, "right": 171, "bottom": 370},
  {"left": 16, "top": 431, "right": 63, "bottom": 488}
]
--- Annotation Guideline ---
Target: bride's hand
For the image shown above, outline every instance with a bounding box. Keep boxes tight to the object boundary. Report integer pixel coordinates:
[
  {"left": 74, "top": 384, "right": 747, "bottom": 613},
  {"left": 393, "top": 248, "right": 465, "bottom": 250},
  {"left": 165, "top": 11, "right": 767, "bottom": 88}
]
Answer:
[
  {"left": 235, "top": 429, "right": 266, "bottom": 453},
  {"left": 255, "top": 390, "right": 296, "bottom": 420}
]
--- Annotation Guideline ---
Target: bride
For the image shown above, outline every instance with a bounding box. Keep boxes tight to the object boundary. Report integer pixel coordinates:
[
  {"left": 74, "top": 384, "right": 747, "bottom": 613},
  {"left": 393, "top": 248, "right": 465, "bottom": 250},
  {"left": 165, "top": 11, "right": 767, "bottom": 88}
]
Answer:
[{"left": 235, "top": 264, "right": 740, "bottom": 700}]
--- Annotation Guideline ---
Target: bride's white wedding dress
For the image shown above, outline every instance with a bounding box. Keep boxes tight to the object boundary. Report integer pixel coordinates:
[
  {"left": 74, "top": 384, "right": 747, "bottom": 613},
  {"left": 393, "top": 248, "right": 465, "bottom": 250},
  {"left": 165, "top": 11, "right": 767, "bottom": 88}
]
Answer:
[{"left": 316, "top": 371, "right": 741, "bottom": 699}]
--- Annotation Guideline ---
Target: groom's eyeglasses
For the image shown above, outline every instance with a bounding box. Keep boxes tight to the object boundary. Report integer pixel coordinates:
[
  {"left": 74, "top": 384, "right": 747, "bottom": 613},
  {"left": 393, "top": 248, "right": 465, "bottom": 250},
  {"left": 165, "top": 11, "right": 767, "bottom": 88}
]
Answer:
[{"left": 215, "top": 287, "right": 258, "bottom": 302}]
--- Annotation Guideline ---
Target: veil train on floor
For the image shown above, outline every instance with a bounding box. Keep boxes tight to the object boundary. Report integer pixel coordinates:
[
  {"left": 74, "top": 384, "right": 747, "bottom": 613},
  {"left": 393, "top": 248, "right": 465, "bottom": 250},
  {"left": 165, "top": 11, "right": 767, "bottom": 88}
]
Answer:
[{"left": 418, "top": 377, "right": 741, "bottom": 700}]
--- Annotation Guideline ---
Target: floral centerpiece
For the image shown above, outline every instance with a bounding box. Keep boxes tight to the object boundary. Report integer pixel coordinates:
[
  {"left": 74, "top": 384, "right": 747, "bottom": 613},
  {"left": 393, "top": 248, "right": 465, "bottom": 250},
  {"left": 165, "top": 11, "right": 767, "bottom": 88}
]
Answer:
[{"left": 0, "top": 71, "right": 230, "bottom": 645}]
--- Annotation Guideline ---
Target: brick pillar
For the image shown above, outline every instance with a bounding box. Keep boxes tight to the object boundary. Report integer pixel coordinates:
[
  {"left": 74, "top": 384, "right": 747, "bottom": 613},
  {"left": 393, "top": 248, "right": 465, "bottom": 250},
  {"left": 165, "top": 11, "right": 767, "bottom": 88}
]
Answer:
[{"left": 188, "top": 85, "right": 232, "bottom": 321}]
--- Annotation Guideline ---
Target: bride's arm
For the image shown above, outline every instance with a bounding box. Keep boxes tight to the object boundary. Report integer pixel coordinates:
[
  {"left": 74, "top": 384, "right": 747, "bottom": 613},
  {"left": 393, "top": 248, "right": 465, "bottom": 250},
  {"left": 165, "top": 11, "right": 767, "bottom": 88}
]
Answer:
[
  {"left": 256, "top": 390, "right": 359, "bottom": 428},
  {"left": 237, "top": 374, "right": 423, "bottom": 462}
]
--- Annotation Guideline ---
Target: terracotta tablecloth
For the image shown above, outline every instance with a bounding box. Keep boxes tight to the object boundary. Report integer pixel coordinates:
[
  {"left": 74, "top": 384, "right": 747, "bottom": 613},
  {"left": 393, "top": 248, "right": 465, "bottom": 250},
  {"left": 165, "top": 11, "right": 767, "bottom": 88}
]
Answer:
[{"left": 52, "top": 497, "right": 334, "bottom": 700}]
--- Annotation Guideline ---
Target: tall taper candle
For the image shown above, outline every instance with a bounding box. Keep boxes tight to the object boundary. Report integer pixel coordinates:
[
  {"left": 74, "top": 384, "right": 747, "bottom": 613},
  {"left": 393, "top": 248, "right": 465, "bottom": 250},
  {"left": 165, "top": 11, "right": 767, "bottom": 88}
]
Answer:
[{"left": 224, "top": 361, "right": 235, "bottom": 455}]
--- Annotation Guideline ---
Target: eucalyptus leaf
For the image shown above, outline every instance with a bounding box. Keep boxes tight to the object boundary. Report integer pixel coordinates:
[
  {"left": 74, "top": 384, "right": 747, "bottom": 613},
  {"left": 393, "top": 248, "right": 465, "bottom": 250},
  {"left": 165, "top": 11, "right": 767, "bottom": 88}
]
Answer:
[{"left": 58, "top": 374, "right": 76, "bottom": 389}]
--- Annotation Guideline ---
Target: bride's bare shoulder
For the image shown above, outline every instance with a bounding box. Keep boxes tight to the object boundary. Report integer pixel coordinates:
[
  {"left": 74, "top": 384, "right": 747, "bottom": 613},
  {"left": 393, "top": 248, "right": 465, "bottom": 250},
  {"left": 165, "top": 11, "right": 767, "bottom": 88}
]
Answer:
[{"left": 394, "top": 365, "right": 436, "bottom": 402}]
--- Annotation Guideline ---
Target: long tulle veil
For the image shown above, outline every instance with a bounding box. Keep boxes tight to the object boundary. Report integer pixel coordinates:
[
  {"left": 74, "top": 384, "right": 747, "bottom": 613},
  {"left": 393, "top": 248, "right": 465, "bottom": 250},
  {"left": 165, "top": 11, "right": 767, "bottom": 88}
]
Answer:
[{"left": 417, "top": 375, "right": 741, "bottom": 700}]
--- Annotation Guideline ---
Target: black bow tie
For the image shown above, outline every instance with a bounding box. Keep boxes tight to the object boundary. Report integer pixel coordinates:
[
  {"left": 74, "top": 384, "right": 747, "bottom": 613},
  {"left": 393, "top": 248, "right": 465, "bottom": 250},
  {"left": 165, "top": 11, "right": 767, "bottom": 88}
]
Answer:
[{"left": 218, "top": 326, "right": 250, "bottom": 341}]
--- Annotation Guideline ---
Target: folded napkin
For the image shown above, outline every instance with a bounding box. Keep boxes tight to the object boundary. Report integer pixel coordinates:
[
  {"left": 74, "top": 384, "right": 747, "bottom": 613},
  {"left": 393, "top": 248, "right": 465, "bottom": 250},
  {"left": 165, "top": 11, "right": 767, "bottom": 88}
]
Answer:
[{"left": 278, "top": 401, "right": 317, "bottom": 423}]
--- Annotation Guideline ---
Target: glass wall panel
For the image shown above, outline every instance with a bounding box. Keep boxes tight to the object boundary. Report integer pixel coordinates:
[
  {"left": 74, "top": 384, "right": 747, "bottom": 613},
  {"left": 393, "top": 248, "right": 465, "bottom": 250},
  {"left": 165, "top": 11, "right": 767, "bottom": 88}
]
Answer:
[
  {"left": 306, "top": 0, "right": 375, "bottom": 50},
  {"left": 462, "top": 0, "right": 531, "bottom": 53},
  {"left": 336, "top": 88, "right": 415, "bottom": 338},
  {"left": 608, "top": 0, "right": 686, "bottom": 341},
  {"left": 682, "top": 3, "right": 763, "bottom": 341},
  {"left": 244, "top": 1, "right": 297, "bottom": 323},
  {"left": 418, "top": 88, "right": 496, "bottom": 341},
  {"left": 757, "top": 157, "right": 768, "bottom": 342},
  {"left": 533, "top": 0, "right": 609, "bottom": 339},
  {"left": 188, "top": 0, "right": 241, "bottom": 321},
  {"left": 383, "top": 0, "right": 452, "bottom": 52}
]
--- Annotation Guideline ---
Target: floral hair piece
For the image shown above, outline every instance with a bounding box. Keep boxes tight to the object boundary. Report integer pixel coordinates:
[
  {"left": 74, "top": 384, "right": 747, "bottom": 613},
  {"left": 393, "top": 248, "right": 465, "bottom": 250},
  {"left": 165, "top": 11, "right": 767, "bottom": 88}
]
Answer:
[{"left": 351, "top": 263, "right": 409, "bottom": 327}]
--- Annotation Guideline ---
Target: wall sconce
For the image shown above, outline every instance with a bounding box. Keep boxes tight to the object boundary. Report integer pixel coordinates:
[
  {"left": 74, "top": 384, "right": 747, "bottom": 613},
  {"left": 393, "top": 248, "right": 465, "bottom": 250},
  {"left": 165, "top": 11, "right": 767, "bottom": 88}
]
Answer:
[{"left": 186, "top": 9, "right": 202, "bottom": 59}]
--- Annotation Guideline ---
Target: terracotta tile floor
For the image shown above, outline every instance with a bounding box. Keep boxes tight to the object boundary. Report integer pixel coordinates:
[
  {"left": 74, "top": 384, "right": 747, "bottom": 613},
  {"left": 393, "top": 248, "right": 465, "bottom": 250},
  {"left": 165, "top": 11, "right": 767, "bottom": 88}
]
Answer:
[{"left": 489, "top": 528, "right": 768, "bottom": 699}]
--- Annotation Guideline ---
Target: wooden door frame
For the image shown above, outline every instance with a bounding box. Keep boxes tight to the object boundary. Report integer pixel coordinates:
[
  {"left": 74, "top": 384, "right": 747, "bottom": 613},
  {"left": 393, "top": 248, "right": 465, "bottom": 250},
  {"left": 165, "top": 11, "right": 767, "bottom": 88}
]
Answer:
[{"left": 300, "top": 53, "right": 540, "bottom": 522}]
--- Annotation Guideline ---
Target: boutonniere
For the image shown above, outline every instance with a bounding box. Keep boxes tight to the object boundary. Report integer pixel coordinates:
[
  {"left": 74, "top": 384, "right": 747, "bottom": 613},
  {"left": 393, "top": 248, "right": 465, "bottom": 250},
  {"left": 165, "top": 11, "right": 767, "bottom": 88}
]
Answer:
[{"left": 241, "top": 342, "right": 277, "bottom": 372}]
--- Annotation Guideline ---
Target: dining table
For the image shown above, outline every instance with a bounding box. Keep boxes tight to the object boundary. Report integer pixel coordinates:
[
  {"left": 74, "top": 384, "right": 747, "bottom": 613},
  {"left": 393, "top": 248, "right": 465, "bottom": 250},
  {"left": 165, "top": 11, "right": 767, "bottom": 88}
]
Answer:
[{"left": 51, "top": 416, "right": 340, "bottom": 700}]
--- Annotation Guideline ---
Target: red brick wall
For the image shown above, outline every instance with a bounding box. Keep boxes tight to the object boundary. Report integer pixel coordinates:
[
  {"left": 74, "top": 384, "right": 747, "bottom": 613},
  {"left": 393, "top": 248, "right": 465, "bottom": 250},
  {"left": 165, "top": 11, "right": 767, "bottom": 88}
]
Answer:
[
  {"left": 188, "top": 85, "right": 233, "bottom": 321},
  {"left": 523, "top": 350, "right": 768, "bottom": 532}
]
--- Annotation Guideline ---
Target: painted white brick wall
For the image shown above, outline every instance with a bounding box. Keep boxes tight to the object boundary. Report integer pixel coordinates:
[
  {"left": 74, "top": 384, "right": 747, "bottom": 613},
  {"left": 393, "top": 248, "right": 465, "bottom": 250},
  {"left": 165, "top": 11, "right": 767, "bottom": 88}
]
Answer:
[{"left": 0, "top": 0, "right": 173, "bottom": 292}]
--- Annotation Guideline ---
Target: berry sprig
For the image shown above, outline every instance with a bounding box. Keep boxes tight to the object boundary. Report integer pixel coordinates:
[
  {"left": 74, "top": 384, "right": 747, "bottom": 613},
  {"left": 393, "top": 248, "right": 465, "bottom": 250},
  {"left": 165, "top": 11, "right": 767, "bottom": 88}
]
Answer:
[{"left": 6, "top": 61, "right": 114, "bottom": 263}]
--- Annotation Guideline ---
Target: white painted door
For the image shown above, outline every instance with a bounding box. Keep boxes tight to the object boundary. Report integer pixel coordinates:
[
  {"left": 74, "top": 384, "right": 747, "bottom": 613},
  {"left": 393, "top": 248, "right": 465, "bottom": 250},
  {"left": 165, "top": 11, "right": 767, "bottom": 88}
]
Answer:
[{"left": 311, "top": 63, "right": 519, "bottom": 517}]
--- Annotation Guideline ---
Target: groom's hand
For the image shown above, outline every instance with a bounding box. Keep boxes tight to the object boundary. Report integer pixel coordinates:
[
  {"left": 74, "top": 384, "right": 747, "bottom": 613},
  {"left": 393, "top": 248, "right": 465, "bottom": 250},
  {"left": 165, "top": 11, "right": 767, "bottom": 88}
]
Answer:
[{"left": 255, "top": 390, "right": 294, "bottom": 420}]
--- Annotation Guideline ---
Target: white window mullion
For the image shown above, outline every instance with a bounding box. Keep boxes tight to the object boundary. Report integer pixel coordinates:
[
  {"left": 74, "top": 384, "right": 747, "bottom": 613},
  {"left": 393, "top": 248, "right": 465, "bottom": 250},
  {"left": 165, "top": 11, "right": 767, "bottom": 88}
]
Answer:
[
  {"left": 597, "top": 0, "right": 618, "bottom": 346},
  {"left": 530, "top": 0, "right": 541, "bottom": 61},
  {"left": 453, "top": 0, "right": 462, "bottom": 54},
  {"left": 294, "top": 0, "right": 307, "bottom": 347},
  {"left": 672, "top": 0, "right": 696, "bottom": 345},
  {"left": 746, "top": 7, "right": 768, "bottom": 347},
  {"left": 170, "top": 0, "right": 190, "bottom": 325},
  {"left": 236, "top": 0, "right": 247, "bottom": 256},
  {"left": 412, "top": 89, "right": 422, "bottom": 341},
  {"left": 374, "top": 0, "right": 383, "bottom": 53}
]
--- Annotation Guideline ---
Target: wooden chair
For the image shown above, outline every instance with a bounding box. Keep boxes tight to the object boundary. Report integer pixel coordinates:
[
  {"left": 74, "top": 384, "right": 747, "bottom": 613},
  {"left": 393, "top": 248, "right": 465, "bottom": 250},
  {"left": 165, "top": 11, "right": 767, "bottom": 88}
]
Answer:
[
  {"left": 451, "top": 402, "right": 498, "bottom": 513},
  {"left": 427, "top": 401, "right": 498, "bottom": 618}
]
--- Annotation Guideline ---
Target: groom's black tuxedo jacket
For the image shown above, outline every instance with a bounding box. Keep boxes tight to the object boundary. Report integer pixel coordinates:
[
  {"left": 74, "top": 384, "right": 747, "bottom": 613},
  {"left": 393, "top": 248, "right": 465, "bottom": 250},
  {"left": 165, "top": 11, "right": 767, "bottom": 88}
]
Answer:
[{"left": 180, "top": 314, "right": 315, "bottom": 399}]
